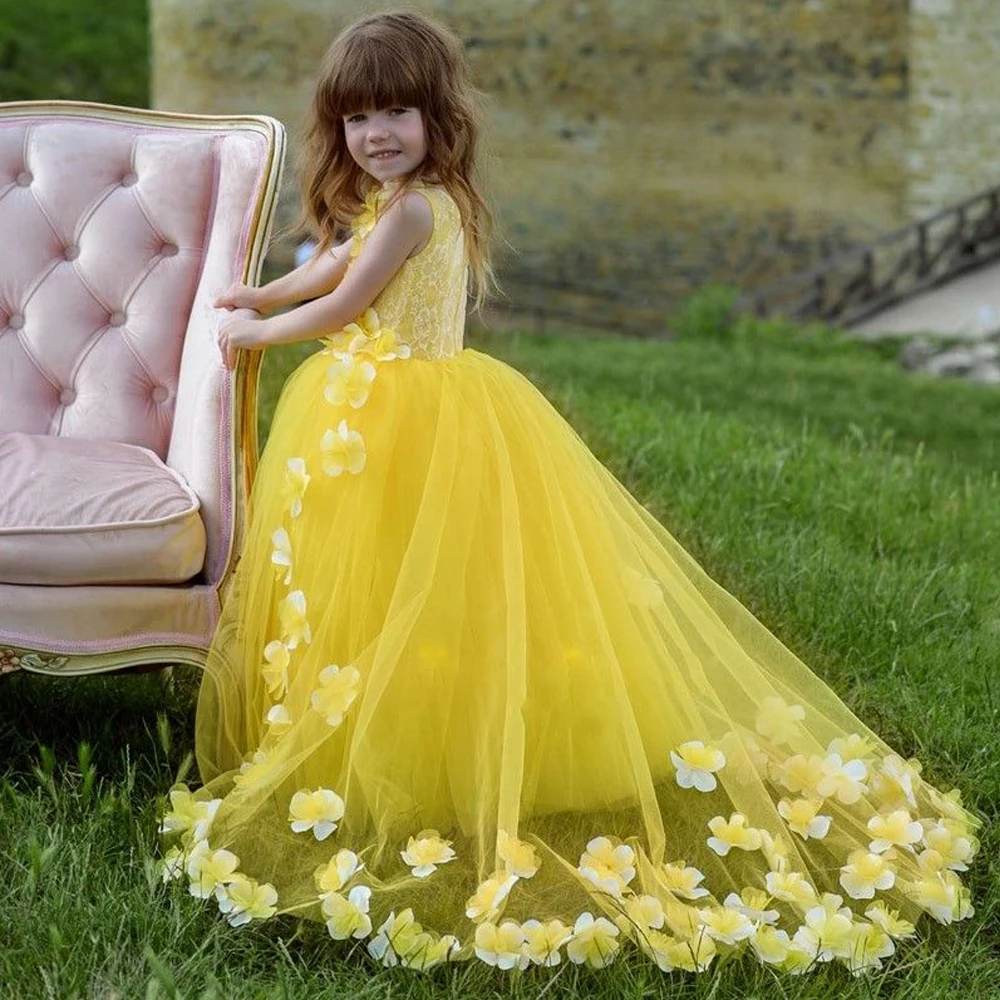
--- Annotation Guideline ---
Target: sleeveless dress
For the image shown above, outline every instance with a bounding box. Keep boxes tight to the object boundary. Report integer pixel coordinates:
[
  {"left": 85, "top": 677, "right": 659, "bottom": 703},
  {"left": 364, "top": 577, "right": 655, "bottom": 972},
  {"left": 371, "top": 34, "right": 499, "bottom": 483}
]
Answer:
[{"left": 159, "top": 180, "right": 980, "bottom": 976}]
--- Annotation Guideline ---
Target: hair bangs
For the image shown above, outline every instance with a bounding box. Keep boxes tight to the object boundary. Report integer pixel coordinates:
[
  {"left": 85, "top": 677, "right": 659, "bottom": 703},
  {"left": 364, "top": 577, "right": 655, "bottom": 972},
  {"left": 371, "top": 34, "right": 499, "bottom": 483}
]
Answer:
[{"left": 325, "top": 36, "right": 427, "bottom": 118}]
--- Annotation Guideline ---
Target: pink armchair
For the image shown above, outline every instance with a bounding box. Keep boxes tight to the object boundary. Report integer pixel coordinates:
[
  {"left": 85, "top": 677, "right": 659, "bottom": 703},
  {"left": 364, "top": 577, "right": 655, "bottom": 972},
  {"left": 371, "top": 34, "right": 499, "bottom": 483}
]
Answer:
[{"left": 0, "top": 101, "right": 285, "bottom": 676}]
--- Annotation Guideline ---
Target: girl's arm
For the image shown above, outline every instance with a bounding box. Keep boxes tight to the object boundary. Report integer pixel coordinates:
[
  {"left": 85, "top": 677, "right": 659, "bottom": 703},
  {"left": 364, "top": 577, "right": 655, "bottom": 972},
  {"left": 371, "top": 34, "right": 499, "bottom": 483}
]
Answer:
[
  {"left": 217, "top": 192, "right": 432, "bottom": 365},
  {"left": 215, "top": 240, "right": 352, "bottom": 314}
]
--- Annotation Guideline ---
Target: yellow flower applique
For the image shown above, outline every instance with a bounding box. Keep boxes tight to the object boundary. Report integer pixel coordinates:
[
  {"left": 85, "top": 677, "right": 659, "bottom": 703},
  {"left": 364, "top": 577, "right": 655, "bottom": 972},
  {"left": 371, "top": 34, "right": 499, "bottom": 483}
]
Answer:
[
  {"left": 158, "top": 786, "right": 221, "bottom": 842},
  {"left": 497, "top": 829, "right": 540, "bottom": 878},
  {"left": 465, "top": 870, "right": 519, "bottom": 923},
  {"left": 774, "top": 753, "right": 825, "bottom": 797},
  {"left": 314, "top": 848, "right": 365, "bottom": 897},
  {"left": 871, "top": 753, "right": 922, "bottom": 810},
  {"left": 261, "top": 640, "right": 290, "bottom": 697},
  {"left": 401, "top": 829, "right": 457, "bottom": 878},
  {"left": 864, "top": 901, "right": 916, "bottom": 939},
  {"left": 750, "top": 924, "right": 794, "bottom": 965},
  {"left": 920, "top": 819, "right": 978, "bottom": 871},
  {"left": 349, "top": 191, "right": 381, "bottom": 258},
  {"left": 839, "top": 849, "right": 896, "bottom": 899},
  {"left": 659, "top": 860, "right": 710, "bottom": 900},
  {"left": 321, "top": 419, "right": 366, "bottom": 476},
  {"left": 288, "top": 787, "right": 345, "bottom": 841},
  {"left": 698, "top": 905, "right": 755, "bottom": 945},
  {"left": 646, "top": 930, "right": 717, "bottom": 973},
  {"left": 867, "top": 809, "right": 923, "bottom": 854},
  {"left": 521, "top": 918, "right": 572, "bottom": 966},
  {"left": 777, "top": 798, "right": 831, "bottom": 841},
  {"left": 310, "top": 663, "right": 361, "bottom": 728},
  {"left": 845, "top": 922, "right": 895, "bottom": 976},
  {"left": 279, "top": 590, "right": 311, "bottom": 649},
  {"left": 367, "top": 909, "right": 459, "bottom": 970},
  {"left": 670, "top": 741, "right": 726, "bottom": 793},
  {"left": 216, "top": 875, "right": 278, "bottom": 926},
  {"left": 264, "top": 703, "right": 292, "bottom": 736},
  {"left": 816, "top": 753, "right": 868, "bottom": 804},
  {"left": 185, "top": 841, "right": 240, "bottom": 899},
  {"left": 270, "top": 527, "right": 292, "bottom": 585},
  {"left": 280, "top": 457, "right": 310, "bottom": 518},
  {"left": 324, "top": 354, "right": 377, "bottom": 409},
  {"left": 706, "top": 813, "right": 763, "bottom": 856},
  {"left": 566, "top": 912, "right": 621, "bottom": 968},
  {"left": 755, "top": 696, "right": 805, "bottom": 745},
  {"left": 158, "top": 845, "right": 186, "bottom": 883},
  {"left": 906, "top": 870, "right": 973, "bottom": 924},
  {"left": 723, "top": 888, "right": 779, "bottom": 925},
  {"left": 765, "top": 870, "right": 817, "bottom": 906},
  {"left": 792, "top": 900, "right": 855, "bottom": 962},
  {"left": 577, "top": 836, "right": 636, "bottom": 897},
  {"left": 322, "top": 885, "right": 373, "bottom": 940},
  {"left": 828, "top": 733, "right": 875, "bottom": 763},
  {"left": 337, "top": 307, "right": 412, "bottom": 362},
  {"left": 474, "top": 920, "right": 528, "bottom": 970},
  {"left": 615, "top": 894, "right": 666, "bottom": 938}
]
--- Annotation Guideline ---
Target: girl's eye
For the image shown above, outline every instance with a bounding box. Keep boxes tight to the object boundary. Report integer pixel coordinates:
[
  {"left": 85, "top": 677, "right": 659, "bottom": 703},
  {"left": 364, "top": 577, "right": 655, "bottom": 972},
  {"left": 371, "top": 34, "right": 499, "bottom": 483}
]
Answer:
[
  {"left": 346, "top": 114, "right": 366, "bottom": 124},
  {"left": 388, "top": 108, "right": 409, "bottom": 116}
]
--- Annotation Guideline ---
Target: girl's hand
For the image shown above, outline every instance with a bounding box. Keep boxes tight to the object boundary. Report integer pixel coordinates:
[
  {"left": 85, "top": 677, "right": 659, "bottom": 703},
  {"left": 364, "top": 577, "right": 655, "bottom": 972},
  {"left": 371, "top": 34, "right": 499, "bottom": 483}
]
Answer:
[
  {"left": 214, "top": 282, "right": 263, "bottom": 311},
  {"left": 216, "top": 313, "right": 268, "bottom": 370}
]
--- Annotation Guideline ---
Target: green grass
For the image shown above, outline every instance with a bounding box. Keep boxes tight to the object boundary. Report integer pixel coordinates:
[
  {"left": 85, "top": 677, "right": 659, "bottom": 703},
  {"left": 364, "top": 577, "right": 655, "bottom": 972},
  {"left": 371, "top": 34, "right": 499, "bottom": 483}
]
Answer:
[{"left": 2, "top": 317, "right": 999, "bottom": 999}]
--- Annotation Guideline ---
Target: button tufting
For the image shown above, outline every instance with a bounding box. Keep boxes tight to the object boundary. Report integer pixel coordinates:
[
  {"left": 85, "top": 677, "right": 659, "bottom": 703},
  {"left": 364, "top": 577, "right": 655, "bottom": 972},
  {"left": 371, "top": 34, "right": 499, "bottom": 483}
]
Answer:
[
  {"left": 8, "top": 313, "right": 24, "bottom": 330},
  {"left": 59, "top": 388, "right": 76, "bottom": 405},
  {"left": 120, "top": 171, "right": 138, "bottom": 187},
  {"left": 15, "top": 171, "right": 32, "bottom": 187},
  {"left": 62, "top": 245, "right": 79, "bottom": 261},
  {"left": 151, "top": 386, "right": 169, "bottom": 404},
  {"left": 160, "top": 242, "right": 178, "bottom": 257},
  {"left": 109, "top": 310, "right": 126, "bottom": 327}
]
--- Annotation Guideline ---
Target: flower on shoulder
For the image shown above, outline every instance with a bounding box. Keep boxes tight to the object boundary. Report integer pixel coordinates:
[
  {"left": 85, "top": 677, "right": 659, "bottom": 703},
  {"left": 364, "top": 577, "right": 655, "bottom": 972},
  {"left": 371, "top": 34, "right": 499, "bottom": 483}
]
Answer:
[
  {"left": 706, "top": 813, "right": 763, "bottom": 856},
  {"left": 522, "top": 918, "right": 572, "bottom": 966},
  {"left": 280, "top": 457, "right": 310, "bottom": 519},
  {"left": 310, "top": 663, "right": 361, "bottom": 728},
  {"left": 816, "top": 753, "right": 868, "bottom": 804},
  {"left": 322, "top": 885, "right": 372, "bottom": 940},
  {"left": 777, "top": 798, "right": 831, "bottom": 841},
  {"left": 474, "top": 920, "right": 528, "bottom": 970},
  {"left": 324, "top": 354, "right": 377, "bottom": 409},
  {"left": 670, "top": 741, "right": 726, "bottom": 792},
  {"left": 497, "top": 829, "right": 540, "bottom": 878},
  {"left": 845, "top": 921, "right": 895, "bottom": 976},
  {"left": 906, "top": 870, "right": 974, "bottom": 924},
  {"left": 466, "top": 870, "right": 519, "bottom": 922},
  {"left": 864, "top": 901, "right": 916, "bottom": 940},
  {"left": 659, "top": 860, "right": 710, "bottom": 899},
  {"left": 755, "top": 696, "right": 805, "bottom": 745},
  {"left": 774, "top": 753, "right": 825, "bottom": 798},
  {"left": 921, "top": 819, "right": 978, "bottom": 871},
  {"left": 839, "top": 849, "right": 896, "bottom": 900},
  {"left": 577, "top": 836, "right": 636, "bottom": 897},
  {"left": 158, "top": 786, "right": 221, "bottom": 842},
  {"left": 216, "top": 874, "right": 278, "bottom": 926},
  {"left": 867, "top": 809, "right": 923, "bottom": 854},
  {"left": 314, "top": 848, "right": 364, "bottom": 897},
  {"left": 566, "top": 912, "right": 620, "bottom": 968},
  {"left": 321, "top": 419, "right": 366, "bottom": 477},
  {"left": 264, "top": 703, "right": 292, "bottom": 736},
  {"left": 270, "top": 527, "right": 292, "bottom": 585},
  {"left": 185, "top": 840, "right": 240, "bottom": 899},
  {"left": 698, "top": 904, "right": 755, "bottom": 945},
  {"left": 349, "top": 192, "right": 381, "bottom": 254},
  {"left": 288, "top": 787, "right": 345, "bottom": 840},
  {"left": 279, "top": 590, "right": 311, "bottom": 649},
  {"left": 765, "top": 870, "right": 817, "bottom": 907},
  {"left": 723, "top": 888, "right": 779, "bottom": 925},
  {"left": 261, "top": 640, "right": 290, "bottom": 698},
  {"left": 401, "top": 829, "right": 456, "bottom": 878}
]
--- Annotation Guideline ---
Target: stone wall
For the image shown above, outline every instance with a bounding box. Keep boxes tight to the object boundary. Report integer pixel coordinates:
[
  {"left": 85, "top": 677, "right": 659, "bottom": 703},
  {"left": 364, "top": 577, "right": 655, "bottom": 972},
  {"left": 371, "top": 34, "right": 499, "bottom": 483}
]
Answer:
[{"left": 150, "top": 0, "right": 996, "bottom": 327}]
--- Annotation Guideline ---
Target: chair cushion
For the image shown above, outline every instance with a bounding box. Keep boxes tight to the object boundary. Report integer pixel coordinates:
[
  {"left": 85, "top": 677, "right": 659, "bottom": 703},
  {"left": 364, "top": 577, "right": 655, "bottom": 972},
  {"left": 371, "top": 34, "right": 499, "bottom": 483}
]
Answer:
[{"left": 0, "top": 432, "right": 205, "bottom": 585}]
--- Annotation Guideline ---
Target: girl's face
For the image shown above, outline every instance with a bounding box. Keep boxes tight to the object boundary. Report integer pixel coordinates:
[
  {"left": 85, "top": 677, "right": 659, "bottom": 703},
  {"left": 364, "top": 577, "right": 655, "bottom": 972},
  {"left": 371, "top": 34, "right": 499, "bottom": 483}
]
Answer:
[{"left": 342, "top": 106, "right": 428, "bottom": 184}]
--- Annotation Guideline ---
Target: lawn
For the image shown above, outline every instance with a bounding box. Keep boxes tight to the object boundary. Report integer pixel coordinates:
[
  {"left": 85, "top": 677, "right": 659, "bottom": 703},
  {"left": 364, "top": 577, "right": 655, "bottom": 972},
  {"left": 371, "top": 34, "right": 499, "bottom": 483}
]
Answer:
[{"left": 2, "top": 317, "right": 998, "bottom": 999}]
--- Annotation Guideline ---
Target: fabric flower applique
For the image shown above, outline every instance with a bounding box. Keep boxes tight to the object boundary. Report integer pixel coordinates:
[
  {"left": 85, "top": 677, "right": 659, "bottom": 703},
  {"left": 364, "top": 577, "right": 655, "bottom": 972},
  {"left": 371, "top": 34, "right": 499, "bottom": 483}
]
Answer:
[
  {"left": 185, "top": 840, "right": 241, "bottom": 899},
  {"left": 280, "top": 457, "right": 310, "bottom": 518},
  {"left": 323, "top": 885, "right": 373, "bottom": 940},
  {"left": 792, "top": 898, "right": 855, "bottom": 962},
  {"left": 324, "top": 354, "right": 377, "bottom": 409},
  {"left": 670, "top": 741, "right": 726, "bottom": 792},
  {"left": 261, "top": 640, "right": 291, "bottom": 698},
  {"left": 698, "top": 905, "right": 755, "bottom": 945},
  {"left": 158, "top": 845, "right": 186, "bottom": 883},
  {"left": 577, "top": 836, "right": 636, "bottom": 897},
  {"left": 565, "top": 912, "right": 621, "bottom": 968},
  {"left": 864, "top": 901, "right": 916, "bottom": 939},
  {"left": 334, "top": 307, "right": 412, "bottom": 362},
  {"left": 474, "top": 920, "right": 529, "bottom": 970},
  {"left": 314, "top": 848, "right": 365, "bottom": 898},
  {"left": 279, "top": 590, "right": 311, "bottom": 649},
  {"left": 270, "top": 527, "right": 293, "bottom": 585},
  {"left": 774, "top": 753, "right": 826, "bottom": 798},
  {"left": 920, "top": 818, "right": 978, "bottom": 871},
  {"left": 401, "top": 829, "right": 457, "bottom": 878},
  {"left": 816, "top": 753, "right": 868, "bottom": 804},
  {"left": 765, "top": 870, "right": 818, "bottom": 906},
  {"left": 828, "top": 733, "right": 876, "bottom": 763},
  {"left": 288, "top": 787, "right": 345, "bottom": 840},
  {"left": 367, "top": 908, "right": 459, "bottom": 970},
  {"left": 839, "top": 849, "right": 896, "bottom": 900},
  {"left": 264, "top": 703, "right": 292, "bottom": 736},
  {"left": 521, "top": 919, "right": 572, "bottom": 966},
  {"left": 615, "top": 894, "right": 666, "bottom": 937},
  {"left": 706, "top": 813, "right": 763, "bottom": 856},
  {"left": 310, "top": 663, "right": 362, "bottom": 727},
  {"left": 871, "top": 754, "right": 922, "bottom": 810},
  {"left": 497, "top": 829, "right": 540, "bottom": 878},
  {"left": 845, "top": 922, "right": 895, "bottom": 976},
  {"left": 907, "top": 869, "right": 973, "bottom": 924},
  {"left": 644, "top": 930, "right": 717, "bottom": 973},
  {"left": 755, "top": 696, "right": 806, "bottom": 745},
  {"left": 867, "top": 810, "right": 923, "bottom": 854},
  {"left": 750, "top": 924, "right": 794, "bottom": 965},
  {"left": 158, "top": 786, "right": 221, "bottom": 842},
  {"left": 723, "top": 888, "right": 780, "bottom": 925},
  {"left": 216, "top": 875, "right": 279, "bottom": 927},
  {"left": 659, "top": 860, "right": 710, "bottom": 900},
  {"left": 348, "top": 190, "right": 381, "bottom": 257},
  {"left": 465, "top": 869, "right": 519, "bottom": 923},
  {"left": 321, "top": 419, "right": 367, "bottom": 476},
  {"left": 777, "top": 798, "right": 831, "bottom": 840}
]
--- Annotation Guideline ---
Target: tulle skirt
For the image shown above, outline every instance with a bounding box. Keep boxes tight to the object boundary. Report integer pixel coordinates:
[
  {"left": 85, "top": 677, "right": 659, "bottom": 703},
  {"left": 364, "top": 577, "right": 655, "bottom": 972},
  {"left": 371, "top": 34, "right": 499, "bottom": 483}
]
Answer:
[{"left": 163, "top": 344, "right": 980, "bottom": 975}]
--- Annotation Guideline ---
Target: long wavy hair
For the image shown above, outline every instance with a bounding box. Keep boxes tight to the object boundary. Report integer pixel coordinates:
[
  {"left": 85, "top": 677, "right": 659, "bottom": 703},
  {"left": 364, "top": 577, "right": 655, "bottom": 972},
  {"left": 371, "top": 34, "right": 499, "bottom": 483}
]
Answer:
[{"left": 293, "top": 9, "right": 496, "bottom": 310}]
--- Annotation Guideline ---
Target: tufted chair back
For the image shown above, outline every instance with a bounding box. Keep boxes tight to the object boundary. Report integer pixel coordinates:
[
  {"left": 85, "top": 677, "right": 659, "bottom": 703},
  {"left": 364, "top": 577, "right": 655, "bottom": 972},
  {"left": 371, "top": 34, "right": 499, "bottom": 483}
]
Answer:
[{"left": 0, "top": 104, "right": 281, "bottom": 584}]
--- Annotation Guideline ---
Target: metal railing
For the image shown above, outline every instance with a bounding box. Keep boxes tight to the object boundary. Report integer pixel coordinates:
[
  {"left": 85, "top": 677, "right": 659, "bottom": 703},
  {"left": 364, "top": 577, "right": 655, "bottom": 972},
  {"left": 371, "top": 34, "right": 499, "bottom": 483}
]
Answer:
[{"left": 738, "top": 184, "right": 1000, "bottom": 327}]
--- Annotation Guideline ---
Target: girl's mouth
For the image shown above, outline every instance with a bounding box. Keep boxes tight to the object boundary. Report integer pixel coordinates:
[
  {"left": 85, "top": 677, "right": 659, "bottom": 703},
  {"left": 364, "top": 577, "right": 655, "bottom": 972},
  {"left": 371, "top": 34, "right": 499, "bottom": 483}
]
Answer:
[{"left": 371, "top": 151, "right": 400, "bottom": 161}]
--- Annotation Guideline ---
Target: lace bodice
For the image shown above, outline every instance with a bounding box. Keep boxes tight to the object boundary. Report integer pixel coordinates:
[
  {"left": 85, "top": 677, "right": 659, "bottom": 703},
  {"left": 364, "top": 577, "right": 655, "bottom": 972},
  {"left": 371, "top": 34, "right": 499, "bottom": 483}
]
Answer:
[{"left": 346, "top": 181, "right": 468, "bottom": 361}]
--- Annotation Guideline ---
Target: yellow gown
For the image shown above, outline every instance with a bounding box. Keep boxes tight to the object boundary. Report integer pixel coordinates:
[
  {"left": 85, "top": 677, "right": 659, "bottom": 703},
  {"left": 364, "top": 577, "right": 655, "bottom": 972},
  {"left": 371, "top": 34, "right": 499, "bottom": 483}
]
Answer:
[{"left": 162, "top": 180, "right": 980, "bottom": 975}]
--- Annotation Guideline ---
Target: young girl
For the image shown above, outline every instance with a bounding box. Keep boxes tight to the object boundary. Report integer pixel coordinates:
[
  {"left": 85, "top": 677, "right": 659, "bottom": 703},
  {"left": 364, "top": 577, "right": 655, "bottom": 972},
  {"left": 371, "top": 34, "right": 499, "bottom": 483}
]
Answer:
[{"left": 160, "top": 9, "right": 980, "bottom": 975}]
